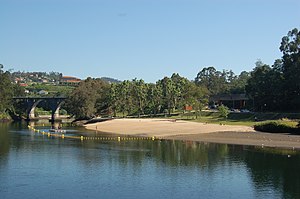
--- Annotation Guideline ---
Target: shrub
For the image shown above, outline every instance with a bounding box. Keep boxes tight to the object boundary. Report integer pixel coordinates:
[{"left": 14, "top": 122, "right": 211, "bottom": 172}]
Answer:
[
  {"left": 254, "top": 121, "right": 299, "bottom": 134},
  {"left": 218, "top": 105, "right": 229, "bottom": 119}
]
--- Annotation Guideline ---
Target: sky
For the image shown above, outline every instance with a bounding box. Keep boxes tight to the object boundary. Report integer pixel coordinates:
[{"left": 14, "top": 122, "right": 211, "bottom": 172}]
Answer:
[{"left": 1, "top": 0, "right": 300, "bottom": 82}]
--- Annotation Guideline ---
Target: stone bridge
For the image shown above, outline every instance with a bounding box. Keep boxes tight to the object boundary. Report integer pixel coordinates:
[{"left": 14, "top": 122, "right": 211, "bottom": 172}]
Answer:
[{"left": 13, "top": 97, "right": 67, "bottom": 121}]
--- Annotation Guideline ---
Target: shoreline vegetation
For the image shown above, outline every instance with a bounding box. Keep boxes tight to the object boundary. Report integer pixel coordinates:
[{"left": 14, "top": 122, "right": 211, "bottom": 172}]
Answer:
[{"left": 84, "top": 118, "right": 300, "bottom": 150}]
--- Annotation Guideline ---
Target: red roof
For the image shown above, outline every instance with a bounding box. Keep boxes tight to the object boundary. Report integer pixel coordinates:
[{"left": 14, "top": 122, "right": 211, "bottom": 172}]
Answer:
[{"left": 19, "top": 83, "right": 28, "bottom": 87}]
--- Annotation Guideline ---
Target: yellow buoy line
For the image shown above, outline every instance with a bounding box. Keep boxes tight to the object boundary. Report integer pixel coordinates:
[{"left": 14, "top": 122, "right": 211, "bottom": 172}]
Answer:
[{"left": 27, "top": 125, "right": 156, "bottom": 141}]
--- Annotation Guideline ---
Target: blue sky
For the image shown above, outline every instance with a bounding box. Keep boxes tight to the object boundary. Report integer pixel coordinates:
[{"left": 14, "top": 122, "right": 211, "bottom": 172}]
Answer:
[{"left": 1, "top": 0, "right": 300, "bottom": 82}]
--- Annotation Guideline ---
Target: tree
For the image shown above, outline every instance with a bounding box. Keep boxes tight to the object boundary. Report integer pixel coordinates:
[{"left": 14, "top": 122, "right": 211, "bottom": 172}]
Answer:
[
  {"left": 107, "top": 83, "right": 119, "bottom": 117},
  {"left": 0, "top": 65, "right": 25, "bottom": 118},
  {"left": 65, "top": 78, "right": 110, "bottom": 119},
  {"left": 184, "top": 83, "right": 209, "bottom": 118},
  {"left": 218, "top": 105, "right": 229, "bottom": 119},
  {"left": 170, "top": 73, "right": 189, "bottom": 112},
  {"left": 195, "top": 67, "right": 227, "bottom": 95},
  {"left": 118, "top": 80, "right": 132, "bottom": 116},
  {"left": 145, "top": 83, "right": 163, "bottom": 115},
  {"left": 246, "top": 61, "right": 273, "bottom": 111},
  {"left": 245, "top": 60, "right": 285, "bottom": 111},
  {"left": 246, "top": 28, "right": 300, "bottom": 112},
  {"left": 156, "top": 74, "right": 187, "bottom": 114},
  {"left": 131, "top": 78, "right": 147, "bottom": 117},
  {"left": 0, "top": 66, "right": 14, "bottom": 112},
  {"left": 229, "top": 71, "right": 250, "bottom": 94},
  {"left": 280, "top": 28, "right": 300, "bottom": 110},
  {"left": 157, "top": 77, "right": 174, "bottom": 115}
]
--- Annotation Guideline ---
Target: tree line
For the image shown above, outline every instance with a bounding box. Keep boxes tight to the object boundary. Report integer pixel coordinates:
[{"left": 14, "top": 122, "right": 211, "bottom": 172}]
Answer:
[
  {"left": 0, "top": 28, "right": 299, "bottom": 120},
  {"left": 246, "top": 28, "right": 300, "bottom": 112},
  {"left": 65, "top": 74, "right": 209, "bottom": 119},
  {"left": 0, "top": 65, "right": 24, "bottom": 119}
]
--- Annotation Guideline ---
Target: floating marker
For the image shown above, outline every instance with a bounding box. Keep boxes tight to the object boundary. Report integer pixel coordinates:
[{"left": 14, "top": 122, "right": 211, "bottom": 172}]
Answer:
[
  {"left": 62, "top": 134, "right": 64, "bottom": 139},
  {"left": 48, "top": 133, "right": 50, "bottom": 137},
  {"left": 152, "top": 136, "right": 155, "bottom": 141},
  {"left": 80, "top": 136, "right": 83, "bottom": 141},
  {"left": 118, "top": 137, "right": 121, "bottom": 142}
]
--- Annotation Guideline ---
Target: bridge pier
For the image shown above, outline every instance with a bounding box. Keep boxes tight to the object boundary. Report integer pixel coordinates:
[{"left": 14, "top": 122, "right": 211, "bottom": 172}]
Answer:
[{"left": 50, "top": 100, "right": 64, "bottom": 122}]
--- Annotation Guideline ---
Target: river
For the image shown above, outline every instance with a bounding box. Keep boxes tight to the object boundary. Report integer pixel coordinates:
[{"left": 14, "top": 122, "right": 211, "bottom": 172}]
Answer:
[{"left": 0, "top": 122, "right": 300, "bottom": 199}]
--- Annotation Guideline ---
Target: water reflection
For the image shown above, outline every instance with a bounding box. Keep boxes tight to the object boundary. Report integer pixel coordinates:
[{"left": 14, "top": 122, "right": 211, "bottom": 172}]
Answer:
[
  {"left": 243, "top": 148, "right": 300, "bottom": 199},
  {"left": 0, "top": 122, "right": 300, "bottom": 199},
  {"left": 0, "top": 122, "right": 10, "bottom": 156}
]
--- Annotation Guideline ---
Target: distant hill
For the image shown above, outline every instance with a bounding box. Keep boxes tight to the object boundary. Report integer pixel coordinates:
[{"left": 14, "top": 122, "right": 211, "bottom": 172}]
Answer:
[
  {"left": 100, "top": 77, "right": 121, "bottom": 83},
  {"left": 10, "top": 70, "right": 122, "bottom": 84}
]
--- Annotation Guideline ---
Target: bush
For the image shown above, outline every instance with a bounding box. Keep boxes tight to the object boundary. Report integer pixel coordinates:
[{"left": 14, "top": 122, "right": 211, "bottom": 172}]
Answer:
[
  {"left": 218, "top": 105, "right": 229, "bottom": 119},
  {"left": 254, "top": 121, "right": 300, "bottom": 134}
]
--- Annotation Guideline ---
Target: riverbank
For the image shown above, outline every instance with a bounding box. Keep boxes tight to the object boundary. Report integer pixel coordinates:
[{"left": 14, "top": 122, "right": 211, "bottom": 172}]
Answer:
[{"left": 84, "top": 118, "right": 300, "bottom": 149}]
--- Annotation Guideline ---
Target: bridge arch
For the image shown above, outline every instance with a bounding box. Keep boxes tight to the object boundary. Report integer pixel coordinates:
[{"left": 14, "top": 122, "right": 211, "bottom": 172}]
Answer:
[
  {"left": 13, "top": 97, "right": 67, "bottom": 121},
  {"left": 27, "top": 99, "right": 43, "bottom": 120}
]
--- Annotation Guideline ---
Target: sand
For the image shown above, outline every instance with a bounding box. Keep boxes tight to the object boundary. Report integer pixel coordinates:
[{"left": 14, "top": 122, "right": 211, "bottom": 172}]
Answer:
[{"left": 84, "top": 118, "right": 300, "bottom": 149}]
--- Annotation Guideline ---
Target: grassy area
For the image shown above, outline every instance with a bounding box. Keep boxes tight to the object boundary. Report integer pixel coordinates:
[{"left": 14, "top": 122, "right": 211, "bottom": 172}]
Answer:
[
  {"left": 171, "top": 111, "right": 300, "bottom": 127},
  {"left": 26, "top": 84, "right": 75, "bottom": 96},
  {"left": 113, "top": 110, "right": 300, "bottom": 128},
  {"left": 170, "top": 111, "right": 255, "bottom": 126}
]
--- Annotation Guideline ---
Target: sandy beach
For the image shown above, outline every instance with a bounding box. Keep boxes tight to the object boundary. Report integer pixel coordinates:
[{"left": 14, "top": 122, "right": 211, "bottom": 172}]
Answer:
[{"left": 84, "top": 118, "right": 300, "bottom": 149}]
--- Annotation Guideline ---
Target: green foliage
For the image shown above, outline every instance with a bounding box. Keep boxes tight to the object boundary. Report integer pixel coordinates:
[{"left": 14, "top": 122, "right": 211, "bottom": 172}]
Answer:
[
  {"left": 65, "top": 78, "right": 110, "bottom": 119},
  {"left": 105, "top": 74, "right": 209, "bottom": 118},
  {"left": 26, "top": 84, "right": 74, "bottom": 96},
  {"left": 246, "top": 28, "right": 300, "bottom": 112},
  {"left": 254, "top": 121, "right": 299, "bottom": 134},
  {"left": 34, "top": 107, "right": 51, "bottom": 116},
  {"left": 245, "top": 61, "right": 281, "bottom": 111},
  {"left": 218, "top": 105, "right": 229, "bottom": 119},
  {"left": 0, "top": 112, "right": 11, "bottom": 120},
  {"left": 280, "top": 28, "right": 300, "bottom": 110},
  {"left": 0, "top": 65, "right": 25, "bottom": 116},
  {"left": 195, "top": 67, "right": 249, "bottom": 96},
  {"left": 131, "top": 78, "right": 147, "bottom": 116}
]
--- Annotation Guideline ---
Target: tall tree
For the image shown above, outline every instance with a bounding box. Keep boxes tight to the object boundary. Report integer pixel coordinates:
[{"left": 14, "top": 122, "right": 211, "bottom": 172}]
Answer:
[
  {"left": 184, "top": 83, "right": 209, "bottom": 118},
  {"left": 118, "top": 80, "right": 132, "bottom": 116},
  {"left": 157, "top": 77, "right": 171, "bottom": 114},
  {"left": 246, "top": 61, "right": 283, "bottom": 111},
  {"left": 107, "top": 83, "right": 119, "bottom": 117},
  {"left": 131, "top": 78, "right": 147, "bottom": 117},
  {"left": 195, "top": 67, "right": 227, "bottom": 95},
  {"left": 280, "top": 28, "right": 300, "bottom": 110},
  {"left": 0, "top": 65, "right": 14, "bottom": 113},
  {"left": 65, "top": 78, "right": 109, "bottom": 119},
  {"left": 146, "top": 83, "right": 163, "bottom": 115},
  {"left": 0, "top": 65, "right": 25, "bottom": 118},
  {"left": 170, "top": 73, "right": 189, "bottom": 112}
]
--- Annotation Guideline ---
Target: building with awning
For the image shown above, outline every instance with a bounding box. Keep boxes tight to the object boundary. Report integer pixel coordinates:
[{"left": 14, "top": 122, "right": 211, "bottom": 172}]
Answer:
[{"left": 210, "top": 94, "right": 249, "bottom": 109}]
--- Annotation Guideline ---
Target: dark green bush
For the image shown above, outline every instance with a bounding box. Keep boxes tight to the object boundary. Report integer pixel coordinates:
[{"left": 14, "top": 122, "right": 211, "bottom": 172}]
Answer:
[{"left": 254, "top": 121, "right": 299, "bottom": 134}]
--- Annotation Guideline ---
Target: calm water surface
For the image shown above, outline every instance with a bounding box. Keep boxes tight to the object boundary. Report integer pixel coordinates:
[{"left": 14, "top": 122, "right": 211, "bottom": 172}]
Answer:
[{"left": 0, "top": 122, "right": 300, "bottom": 199}]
